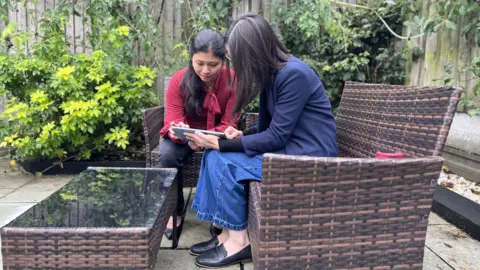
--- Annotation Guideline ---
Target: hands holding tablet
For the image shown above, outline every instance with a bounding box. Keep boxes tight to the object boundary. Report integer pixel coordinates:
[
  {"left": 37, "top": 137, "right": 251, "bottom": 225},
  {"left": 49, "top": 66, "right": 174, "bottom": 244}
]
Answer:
[
  {"left": 169, "top": 122, "right": 203, "bottom": 151},
  {"left": 169, "top": 122, "right": 243, "bottom": 151},
  {"left": 224, "top": 126, "right": 243, "bottom": 139},
  {"left": 168, "top": 121, "right": 189, "bottom": 140},
  {"left": 184, "top": 132, "right": 221, "bottom": 150}
]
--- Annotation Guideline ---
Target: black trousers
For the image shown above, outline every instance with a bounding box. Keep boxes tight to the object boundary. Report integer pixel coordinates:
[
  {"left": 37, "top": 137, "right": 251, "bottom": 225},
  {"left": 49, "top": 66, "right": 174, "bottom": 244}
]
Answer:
[{"left": 158, "top": 138, "right": 193, "bottom": 215}]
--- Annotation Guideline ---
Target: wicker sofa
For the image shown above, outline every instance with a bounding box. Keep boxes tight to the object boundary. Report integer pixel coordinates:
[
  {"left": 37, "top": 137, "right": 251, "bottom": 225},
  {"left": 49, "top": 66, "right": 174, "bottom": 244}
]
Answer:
[
  {"left": 142, "top": 81, "right": 460, "bottom": 269},
  {"left": 247, "top": 82, "right": 461, "bottom": 269}
]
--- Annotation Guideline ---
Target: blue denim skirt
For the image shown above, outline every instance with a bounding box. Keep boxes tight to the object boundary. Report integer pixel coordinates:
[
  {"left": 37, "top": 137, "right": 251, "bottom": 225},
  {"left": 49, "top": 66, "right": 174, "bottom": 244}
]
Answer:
[{"left": 192, "top": 150, "right": 263, "bottom": 231}]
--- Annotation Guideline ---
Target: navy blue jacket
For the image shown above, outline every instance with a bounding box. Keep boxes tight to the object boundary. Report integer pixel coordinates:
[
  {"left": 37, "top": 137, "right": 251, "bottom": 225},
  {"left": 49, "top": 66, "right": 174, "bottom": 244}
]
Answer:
[{"left": 241, "top": 56, "right": 338, "bottom": 157}]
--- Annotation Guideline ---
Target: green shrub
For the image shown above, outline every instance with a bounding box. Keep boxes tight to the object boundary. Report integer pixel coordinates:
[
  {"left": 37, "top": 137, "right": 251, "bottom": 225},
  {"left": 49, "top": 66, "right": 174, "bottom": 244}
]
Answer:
[
  {"left": 0, "top": 11, "right": 158, "bottom": 162},
  {"left": 271, "top": 0, "right": 412, "bottom": 110}
]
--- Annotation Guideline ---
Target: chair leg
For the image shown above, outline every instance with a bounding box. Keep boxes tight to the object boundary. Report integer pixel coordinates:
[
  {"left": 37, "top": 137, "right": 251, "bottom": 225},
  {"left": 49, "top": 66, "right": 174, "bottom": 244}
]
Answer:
[
  {"left": 172, "top": 209, "right": 178, "bottom": 249},
  {"left": 171, "top": 188, "right": 193, "bottom": 249}
]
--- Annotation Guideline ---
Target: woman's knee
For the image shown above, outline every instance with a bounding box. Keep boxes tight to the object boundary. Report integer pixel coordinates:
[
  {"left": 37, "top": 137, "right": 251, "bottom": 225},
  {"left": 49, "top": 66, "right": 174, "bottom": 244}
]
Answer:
[
  {"left": 158, "top": 139, "right": 191, "bottom": 168},
  {"left": 159, "top": 154, "right": 181, "bottom": 168}
]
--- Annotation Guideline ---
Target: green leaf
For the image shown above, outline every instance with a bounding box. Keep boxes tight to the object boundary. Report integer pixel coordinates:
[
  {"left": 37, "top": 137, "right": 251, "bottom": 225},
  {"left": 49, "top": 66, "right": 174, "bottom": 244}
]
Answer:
[
  {"left": 1, "top": 22, "right": 17, "bottom": 40},
  {"left": 460, "top": 23, "right": 473, "bottom": 36},
  {"left": 473, "top": 82, "right": 480, "bottom": 97},
  {"left": 357, "top": 72, "right": 366, "bottom": 82},
  {"left": 343, "top": 73, "right": 352, "bottom": 81},
  {"left": 403, "top": 20, "right": 417, "bottom": 28},
  {"left": 215, "top": 0, "right": 223, "bottom": 10},
  {"left": 468, "top": 108, "right": 480, "bottom": 116},
  {"left": 445, "top": 20, "right": 457, "bottom": 30}
]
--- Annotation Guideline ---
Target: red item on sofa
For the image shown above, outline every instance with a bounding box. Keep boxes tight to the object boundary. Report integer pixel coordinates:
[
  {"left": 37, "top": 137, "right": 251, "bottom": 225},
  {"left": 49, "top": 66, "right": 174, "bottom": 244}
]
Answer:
[{"left": 376, "top": 151, "right": 404, "bottom": 159}]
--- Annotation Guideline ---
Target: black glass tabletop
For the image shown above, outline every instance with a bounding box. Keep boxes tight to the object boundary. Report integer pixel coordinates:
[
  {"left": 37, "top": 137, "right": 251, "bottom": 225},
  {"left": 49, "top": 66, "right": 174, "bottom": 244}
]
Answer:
[{"left": 5, "top": 167, "right": 177, "bottom": 228}]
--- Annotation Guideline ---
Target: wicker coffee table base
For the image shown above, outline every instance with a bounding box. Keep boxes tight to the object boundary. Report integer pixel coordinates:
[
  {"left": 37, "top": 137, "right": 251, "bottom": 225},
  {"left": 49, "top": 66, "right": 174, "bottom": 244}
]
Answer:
[
  {"left": 1, "top": 175, "right": 178, "bottom": 270},
  {"left": 2, "top": 228, "right": 155, "bottom": 269}
]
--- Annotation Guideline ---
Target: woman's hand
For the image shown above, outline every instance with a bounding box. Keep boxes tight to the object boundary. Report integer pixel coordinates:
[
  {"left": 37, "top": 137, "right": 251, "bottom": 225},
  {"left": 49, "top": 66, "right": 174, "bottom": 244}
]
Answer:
[
  {"left": 185, "top": 132, "right": 220, "bottom": 150},
  {"left": 169, "top": 121, "right": 189, "bottom": 140},
  {"left": 188, "top": 141, "right": 203, "bottom": 151},
  {"left": 224, "top": 126, "right": 243, "bottom": 139}
]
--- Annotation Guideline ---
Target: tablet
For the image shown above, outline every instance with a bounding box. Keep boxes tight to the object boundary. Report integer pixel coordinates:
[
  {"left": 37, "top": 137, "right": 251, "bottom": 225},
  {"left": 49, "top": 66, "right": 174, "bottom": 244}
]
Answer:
[{"left": 171, "top": 127, "right": 226, "bottom": 142}]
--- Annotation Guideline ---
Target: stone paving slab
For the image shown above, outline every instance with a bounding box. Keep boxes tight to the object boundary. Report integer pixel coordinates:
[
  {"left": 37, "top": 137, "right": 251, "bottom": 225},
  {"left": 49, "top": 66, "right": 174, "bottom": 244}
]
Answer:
[
  {"left": 155, "top": 243, "right": 454, "bottom": 270},
  {"left": 428, "top": 212, "right": 451, "bottom": 226},
  {"left": 0, "top": 176, "right": 71, "bottom": 203},
  {"left": 0, "top": 189, "right": 14, "bottom": 198},
  {"left": 0, "top": 202, "right": 36, "bottom": 228},
  {"left": 0, "top": 174, "right": 31, "bottom": 190},
  {"left": 161, "top": 189, "right": 211, "bottom": 249},
  {"left": 423, "top": 247, "right": 454, "bottom": 270},
  {"left": 425, "top": 222, "right": 480, "bottom": 270},
  {"left": 155, "top": 250, "right": 248, "bottom": 270}
]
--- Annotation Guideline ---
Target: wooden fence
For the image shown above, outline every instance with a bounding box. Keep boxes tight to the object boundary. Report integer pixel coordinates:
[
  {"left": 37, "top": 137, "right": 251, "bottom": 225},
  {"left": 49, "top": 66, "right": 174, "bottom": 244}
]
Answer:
[
  {"left": 0, "top": 0, "right": 277, "bottom": 98},
  {"left": 405, "top": 0, "right": 479, "bottom": 104},
  {"left": 0, "top": 0, "right": 273, "bottom": 55}
]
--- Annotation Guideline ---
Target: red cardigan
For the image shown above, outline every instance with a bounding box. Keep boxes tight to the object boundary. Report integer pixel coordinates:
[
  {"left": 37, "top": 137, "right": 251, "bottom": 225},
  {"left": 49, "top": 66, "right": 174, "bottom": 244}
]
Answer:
[{"left": 160, "top": 67, "right": 238, "bottom": 143}]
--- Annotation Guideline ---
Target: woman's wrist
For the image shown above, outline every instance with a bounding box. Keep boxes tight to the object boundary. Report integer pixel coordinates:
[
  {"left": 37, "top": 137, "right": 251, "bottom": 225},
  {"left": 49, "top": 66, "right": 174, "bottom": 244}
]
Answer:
[{"left": 218, "top": 138, "right": 244, "bottom": 152}]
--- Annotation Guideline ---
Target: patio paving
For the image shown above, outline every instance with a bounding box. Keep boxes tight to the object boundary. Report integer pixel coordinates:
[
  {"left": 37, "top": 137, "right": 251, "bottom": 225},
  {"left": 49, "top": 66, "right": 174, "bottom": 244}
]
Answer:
[{"left": 0, "top": 157, "right": 478, "bottom": 270}]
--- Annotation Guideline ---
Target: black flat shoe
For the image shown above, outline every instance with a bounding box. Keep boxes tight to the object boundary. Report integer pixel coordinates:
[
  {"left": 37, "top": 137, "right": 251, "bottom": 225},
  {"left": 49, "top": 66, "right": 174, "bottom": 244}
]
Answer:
[
  {"left": 164, "top": 219, "right": 184, "bottom": 240},
  {"left": 210, "top": 223, "right": 223, "bottom": 236},
  {"left": 195, "top": 244, "right": 252, "bottom": 268},
  {"left": 189, "top": 235, "right": 219, "bottom": 256}
]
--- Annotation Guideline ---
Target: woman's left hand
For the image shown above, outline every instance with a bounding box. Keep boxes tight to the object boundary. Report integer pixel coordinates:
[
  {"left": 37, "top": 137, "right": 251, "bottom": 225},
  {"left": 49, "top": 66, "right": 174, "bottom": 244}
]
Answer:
[{"left": 185, "top": 132, "right": 220, "bottom": 150}]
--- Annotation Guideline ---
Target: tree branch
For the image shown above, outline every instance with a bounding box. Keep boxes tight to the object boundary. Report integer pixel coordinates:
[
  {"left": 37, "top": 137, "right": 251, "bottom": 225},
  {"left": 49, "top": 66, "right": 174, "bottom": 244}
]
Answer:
[{"left": 331, "top": 0, "right": 437, "bottom": 40}]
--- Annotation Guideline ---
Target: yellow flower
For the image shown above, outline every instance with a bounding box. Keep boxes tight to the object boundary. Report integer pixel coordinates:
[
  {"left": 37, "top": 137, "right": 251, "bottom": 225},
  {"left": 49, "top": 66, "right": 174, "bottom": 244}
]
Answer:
[
  {"left": 116, "top": 26, "right": 130, "bottom": 37},
  {"left": 56, "top": 66, "right": 75, "bottom": 80},
  {"left": 9, "top": 160, "right": 16, "bottom": 167}
]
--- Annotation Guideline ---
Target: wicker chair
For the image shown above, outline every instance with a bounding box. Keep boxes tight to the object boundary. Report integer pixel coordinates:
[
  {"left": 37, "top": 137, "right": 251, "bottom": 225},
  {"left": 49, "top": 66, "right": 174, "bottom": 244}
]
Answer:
[
  {"left": 141, "top": 77, "right": 256, "bottom": 187},
  {"left": 247, "top": 82, "right": 461, "bottom": 269}
]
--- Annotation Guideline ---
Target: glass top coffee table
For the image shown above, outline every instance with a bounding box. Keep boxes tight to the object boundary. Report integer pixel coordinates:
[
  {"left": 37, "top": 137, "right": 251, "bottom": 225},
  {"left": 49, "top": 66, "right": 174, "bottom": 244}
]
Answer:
[{"left": 1, "top": 167, "right": 178, "bottom": 269}]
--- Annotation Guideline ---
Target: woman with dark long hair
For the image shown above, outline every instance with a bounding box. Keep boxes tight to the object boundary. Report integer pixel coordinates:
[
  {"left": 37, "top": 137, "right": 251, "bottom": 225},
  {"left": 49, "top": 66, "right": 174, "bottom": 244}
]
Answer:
[
  {"left": 159, "top": 29, "right": 238, "bottom": 240},
  {"left": 185, "top": 14, "right": 338, "bottom": 268}
]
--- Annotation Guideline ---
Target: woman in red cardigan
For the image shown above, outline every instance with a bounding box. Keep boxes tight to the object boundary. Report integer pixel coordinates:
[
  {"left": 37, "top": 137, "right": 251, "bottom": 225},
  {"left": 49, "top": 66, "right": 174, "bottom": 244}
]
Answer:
[{"left": 159, "top": 29, "right": 238, "bottom": 240}]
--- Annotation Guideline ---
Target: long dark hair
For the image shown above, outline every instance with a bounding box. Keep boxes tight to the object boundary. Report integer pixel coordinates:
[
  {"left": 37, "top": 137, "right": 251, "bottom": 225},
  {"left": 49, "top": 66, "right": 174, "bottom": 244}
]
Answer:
[
  {"left": 181, "top": 29, "right": 226, "bottom": 117},
  {"left": 225, "top": 14, "right": 290, "bottom": 114}
]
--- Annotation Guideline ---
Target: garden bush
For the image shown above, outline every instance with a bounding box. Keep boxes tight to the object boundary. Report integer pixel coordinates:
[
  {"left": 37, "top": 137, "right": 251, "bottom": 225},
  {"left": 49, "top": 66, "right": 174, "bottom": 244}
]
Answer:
[
  {"left": 0, "top": 9, "right": 159, "bottom": 164},
  {"left": 271, "top": 0, "right": 414, "bottom": 109}
]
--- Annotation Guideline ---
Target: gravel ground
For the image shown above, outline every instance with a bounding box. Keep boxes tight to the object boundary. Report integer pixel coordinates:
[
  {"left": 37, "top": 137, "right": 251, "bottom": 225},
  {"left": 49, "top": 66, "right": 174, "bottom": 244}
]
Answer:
[{"left": 438, "top": 168, "right": 480, "bottom": 204}]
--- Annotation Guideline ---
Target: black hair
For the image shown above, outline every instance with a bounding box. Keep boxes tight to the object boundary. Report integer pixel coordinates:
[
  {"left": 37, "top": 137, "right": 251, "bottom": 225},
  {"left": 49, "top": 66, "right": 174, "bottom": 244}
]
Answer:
[
  {"left": 225, "top": 14, "right": 290, "bottom": 114},
  {"left": 181, "top": 29, "right": 226, "bottom": 116}
]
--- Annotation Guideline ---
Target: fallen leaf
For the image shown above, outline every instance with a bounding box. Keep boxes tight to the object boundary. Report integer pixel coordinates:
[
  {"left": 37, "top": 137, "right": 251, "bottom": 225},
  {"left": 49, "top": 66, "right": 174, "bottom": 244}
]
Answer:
[
  {"left": 455, "top": 228, "right": 467, "bottom": 238},
  {"left": 444, "top": 243, "right": 452, "bottom": 248},
  {"left": 470, "top": 188, "right": 480, "bottom": 195},
  {"left": 442, "top": 165, "right": 451, "bottom": 174},
  {"left": 440, "top": 181, "right": 455, "bottom": 188}
]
